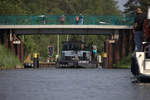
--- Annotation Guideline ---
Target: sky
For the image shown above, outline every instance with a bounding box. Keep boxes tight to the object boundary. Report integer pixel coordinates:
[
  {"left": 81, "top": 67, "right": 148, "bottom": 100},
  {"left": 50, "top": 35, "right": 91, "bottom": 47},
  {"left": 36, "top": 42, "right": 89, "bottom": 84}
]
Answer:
[{"left": 116, "top": 0, "right": 128, "bottom": 11}]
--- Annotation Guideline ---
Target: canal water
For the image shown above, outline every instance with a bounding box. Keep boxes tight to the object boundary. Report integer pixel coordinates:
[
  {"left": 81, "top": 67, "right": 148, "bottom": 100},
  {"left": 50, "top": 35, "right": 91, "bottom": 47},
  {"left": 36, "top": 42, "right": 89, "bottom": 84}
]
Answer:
[{"left": 0, "top": 68, "right": 150, "bottom": 100}]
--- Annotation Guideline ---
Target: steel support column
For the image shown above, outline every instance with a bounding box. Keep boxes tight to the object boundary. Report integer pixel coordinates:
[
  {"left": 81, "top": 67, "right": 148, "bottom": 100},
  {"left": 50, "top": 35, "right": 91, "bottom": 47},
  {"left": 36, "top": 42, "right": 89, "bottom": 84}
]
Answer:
[
  {"left": 20, "top": 41, "right": 24, "bottom": 63},
  {"left": 3, "top": 31, "right": 9, "bottom": 48},
  {"left": 122, "top": 30, "right": 127, "bottom": 58},
  {"left": 0, "top": 33, "right": 2, "bottom": 44},
  {"left": 129, "top": 30, "right": 134, "bottom": 52},
  {"left": 105, "top": 39, "right": 109, "bottom": 68},
  {"left": 105, "top": 36, "right": 114, "bottom": 68},
  {"left": 108, "top": 42, "right": 113, "bottom": 68},
  {"left": 114, "top": 39, "right": 120, "bottom": 64},
  {"left": 104, "top": 29, "right": 133, "bottom": 68},
  {"left": 10, "top": 33, "right": 24, "bottom": 63}
]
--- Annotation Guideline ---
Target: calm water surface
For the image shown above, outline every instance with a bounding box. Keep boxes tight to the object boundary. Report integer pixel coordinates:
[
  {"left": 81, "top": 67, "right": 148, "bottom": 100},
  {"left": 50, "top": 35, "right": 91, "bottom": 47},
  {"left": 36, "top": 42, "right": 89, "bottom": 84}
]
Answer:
[{"left": 0, "top": 68, "right": 150, "bottom": 100}]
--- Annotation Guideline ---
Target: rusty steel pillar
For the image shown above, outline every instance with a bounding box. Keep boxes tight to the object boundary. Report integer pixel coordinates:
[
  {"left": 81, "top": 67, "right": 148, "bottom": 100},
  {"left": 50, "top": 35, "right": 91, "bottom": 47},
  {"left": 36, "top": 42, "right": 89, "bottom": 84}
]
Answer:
[
  {"left": 3, "top": 31, "right": 9, "bottom": 48},
  {"left": 119, "top": 31, "right": 123, "bottom": 60},
  {"left": 114, "top": 39, "right": 120, "bottom": 64},
  {"left": 104, "top": 29, "right": 134, "bottom": 68},
  {"left": 113, "top": 31, "right": 124, "bottom": 65},
  {"left": 125, "top": 30, "right": 134, "bottom": 56},
  {"left": 0, "top": 29, "right": 12, "bottom": 48},
  {"left": 10, "top": 42, "right": 15, "bottom": 54},
  {"left": 13, "top": 35, "right": 24, "bottom": 63},
  {"left": 121, "top": 30, "right": 133, "bottom": 58},
  {"left": 122, "top": 30, "right": 127, "bottom": 58},
  {"left": 129, "top": 30, "right": 134, "bottom": 52},
  {"left": 9, "top": 32, "right": 24, "bottom": 63},
  {"left": 0, "top": 30, "right": 24, "bottom": 63},
  {"left": 0, "top": 31, "right": 2, "bottom": 44},
  {"left": 125, "top": 30, "right": 129, "bottom": 56},
  {"left": 105, "top": 36, "right": 114, "bottom": 68},
  {"left": 17, "top": 42, "right": 21, "bottom": 62},
  {"left": 108, "top": 42, "right": 113, "bottom": 68},
  {"left": 0, "top": 34, "right": 2, "bottom": 44},
  {"left": 105, "top": 39, "right": 110, "bottom": 68},
  {"left": 20, "top": 42, "right": 24, "bottom": 63},
  {"left": 0, "top": 30, "right": 5, "bottom": 45},
  {"left": 9, "top": 32, "right": 16, "bottom": 54}
]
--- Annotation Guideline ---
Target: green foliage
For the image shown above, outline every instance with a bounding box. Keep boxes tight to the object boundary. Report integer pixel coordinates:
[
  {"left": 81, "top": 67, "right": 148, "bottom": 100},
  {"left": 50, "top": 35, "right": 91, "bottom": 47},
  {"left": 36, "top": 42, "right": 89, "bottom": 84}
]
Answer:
[
  {"left": 0, "top": 45, "right": 22, "bottom": 68},
  {"left": 0, "top": 0, "right": 121, "bottom": 15},
  {"left": 0, "top": 0, "right": 24, "bottom": 15},
  {"left": 124, "top": 0, "right": 150, "bottom": 15},
  {"left": 22, "top": 34, "right": 106, "bottom": 58},
  {"left": 113, "top": 54, "right": 131, "bottom": 69},
  {"left": 84, "top": 35, "right": 106, "bottom": 53}
]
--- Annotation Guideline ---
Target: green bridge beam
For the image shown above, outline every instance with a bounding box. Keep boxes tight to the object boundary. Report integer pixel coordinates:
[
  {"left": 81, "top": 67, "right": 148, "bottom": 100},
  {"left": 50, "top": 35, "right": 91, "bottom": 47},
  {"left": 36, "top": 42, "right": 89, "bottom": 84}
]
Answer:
[{"left": 0, "top": 15, "right": 134, "bottom": 26}]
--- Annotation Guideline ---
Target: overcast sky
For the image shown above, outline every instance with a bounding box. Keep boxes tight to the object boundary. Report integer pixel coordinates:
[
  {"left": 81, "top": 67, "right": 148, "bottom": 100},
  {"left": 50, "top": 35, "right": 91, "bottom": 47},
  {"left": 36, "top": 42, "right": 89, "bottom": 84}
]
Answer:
[{"left": 116, "top": 0, "right": 127, "bottom": 11}]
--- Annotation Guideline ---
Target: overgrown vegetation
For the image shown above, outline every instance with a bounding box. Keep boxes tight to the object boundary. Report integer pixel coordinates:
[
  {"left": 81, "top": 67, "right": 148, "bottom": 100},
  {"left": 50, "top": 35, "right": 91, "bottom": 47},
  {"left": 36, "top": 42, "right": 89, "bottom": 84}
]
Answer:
[
  {"left": 0, "top": 45, "right": 22, "bottom": 69},
  {"left": 113, "top": 54, "right": 132, "bottom": 69}
]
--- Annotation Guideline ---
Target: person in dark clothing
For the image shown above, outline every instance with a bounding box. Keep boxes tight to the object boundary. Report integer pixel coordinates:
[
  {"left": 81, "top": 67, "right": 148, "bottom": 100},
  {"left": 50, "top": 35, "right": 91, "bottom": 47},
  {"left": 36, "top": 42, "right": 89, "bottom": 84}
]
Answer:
[{"left": 133, "top": 8, "right": 145, "bottom": 51}]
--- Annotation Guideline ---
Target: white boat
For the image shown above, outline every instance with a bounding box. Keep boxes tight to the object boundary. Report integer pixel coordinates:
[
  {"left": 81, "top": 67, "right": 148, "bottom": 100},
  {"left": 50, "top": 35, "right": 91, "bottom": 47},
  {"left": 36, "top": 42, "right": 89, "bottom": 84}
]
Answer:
[{"left": 131, "top": 43, "right": 150, "bottom": 81}]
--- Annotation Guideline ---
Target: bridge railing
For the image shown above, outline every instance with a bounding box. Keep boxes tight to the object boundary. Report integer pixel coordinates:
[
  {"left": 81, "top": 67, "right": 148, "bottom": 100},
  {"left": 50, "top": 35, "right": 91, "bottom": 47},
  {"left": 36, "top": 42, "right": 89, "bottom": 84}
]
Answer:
[{"left": 0, "top": 15, "right": 134, "bottom": 26}]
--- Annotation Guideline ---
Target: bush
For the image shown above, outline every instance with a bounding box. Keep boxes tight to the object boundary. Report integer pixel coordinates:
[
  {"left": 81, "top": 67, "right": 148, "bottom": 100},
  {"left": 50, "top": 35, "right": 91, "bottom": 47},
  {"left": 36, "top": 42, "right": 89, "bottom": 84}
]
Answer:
[
  {"left": 113, "top": 54, "right": 131, "bottom": 69},
  {"left": 0, "top": 45, "right": 22, "bottom": 69}
]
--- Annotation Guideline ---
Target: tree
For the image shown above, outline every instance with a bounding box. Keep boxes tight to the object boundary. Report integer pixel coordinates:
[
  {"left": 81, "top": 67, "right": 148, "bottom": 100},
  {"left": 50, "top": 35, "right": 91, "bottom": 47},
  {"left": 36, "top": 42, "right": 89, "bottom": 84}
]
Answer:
[
  {"left": 124, "top": 0, "right": 150, "bottom": 15},
  {"left": 0, "top": 0, "right": 25, "bottom": 15}
]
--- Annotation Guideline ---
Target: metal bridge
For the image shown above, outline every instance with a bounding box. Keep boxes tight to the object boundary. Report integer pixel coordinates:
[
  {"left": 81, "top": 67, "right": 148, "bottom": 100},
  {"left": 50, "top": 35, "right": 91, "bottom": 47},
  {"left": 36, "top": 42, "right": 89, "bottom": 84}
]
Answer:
[
  {"left": 0, "top": 15, "right": 134, "bottom": 35},
  {"left": 0, "top": 15, "right": 134, "bottom": 68}
]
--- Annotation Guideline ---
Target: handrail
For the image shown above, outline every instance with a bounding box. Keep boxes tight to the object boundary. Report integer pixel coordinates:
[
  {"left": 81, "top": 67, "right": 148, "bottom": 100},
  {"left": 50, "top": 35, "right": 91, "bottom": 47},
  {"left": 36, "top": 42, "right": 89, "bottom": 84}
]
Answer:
[{"left": 0, "top": 15, "right": 134, "bottom": 26}]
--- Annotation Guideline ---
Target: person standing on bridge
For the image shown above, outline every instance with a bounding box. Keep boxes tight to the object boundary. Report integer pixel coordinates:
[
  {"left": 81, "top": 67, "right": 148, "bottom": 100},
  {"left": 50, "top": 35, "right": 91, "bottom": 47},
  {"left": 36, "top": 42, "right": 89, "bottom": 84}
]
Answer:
[
  {"left": 79, "top": 13, "right": 84, "bottom": 24},
  {"left": 75, "top": 15, "right": 79, "bottom": 24},
  {"left": 133, "top": 8, "right": 145, "bottom": 51},
  {"left": 60, "top": 15, "right": 65, "bottom": 24}
]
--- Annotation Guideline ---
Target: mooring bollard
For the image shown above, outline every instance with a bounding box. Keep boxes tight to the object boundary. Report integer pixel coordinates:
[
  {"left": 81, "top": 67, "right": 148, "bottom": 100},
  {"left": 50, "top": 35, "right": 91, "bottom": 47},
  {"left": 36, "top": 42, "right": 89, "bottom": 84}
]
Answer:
[
  {"left": 33, "top": 53, "right": 39, "bottom": 68},
  {"left": 102, "top": 52, "right": 107, "bottom": 68}
]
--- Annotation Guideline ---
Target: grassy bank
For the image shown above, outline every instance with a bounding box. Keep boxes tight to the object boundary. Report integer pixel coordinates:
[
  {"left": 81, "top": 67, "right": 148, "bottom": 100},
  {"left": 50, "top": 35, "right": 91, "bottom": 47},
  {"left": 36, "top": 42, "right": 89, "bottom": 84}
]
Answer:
[
  {"left": 113, "top": 54, "right": 131, "bottom": 69},
  {"left": 0, "top": 45, "right": 22, "bottom": 69}
]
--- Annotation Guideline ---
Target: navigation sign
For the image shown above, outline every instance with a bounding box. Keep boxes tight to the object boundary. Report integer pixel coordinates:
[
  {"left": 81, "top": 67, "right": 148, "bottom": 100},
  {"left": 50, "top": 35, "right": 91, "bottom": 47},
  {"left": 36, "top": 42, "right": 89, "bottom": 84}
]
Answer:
[{"left": 13, "top": 40, "right": 21, "bottom": 44}]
